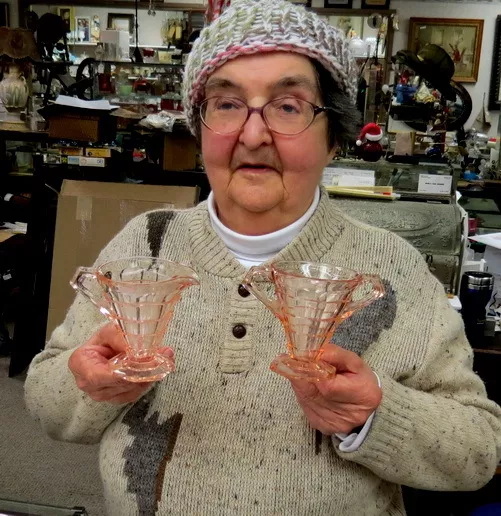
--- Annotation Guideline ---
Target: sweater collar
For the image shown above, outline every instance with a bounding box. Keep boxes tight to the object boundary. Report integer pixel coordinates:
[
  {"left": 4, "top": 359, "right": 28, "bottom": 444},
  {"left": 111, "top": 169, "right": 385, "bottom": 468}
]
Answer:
[{"left": 188, "top": 187, "right": 346, "bottom": 278}]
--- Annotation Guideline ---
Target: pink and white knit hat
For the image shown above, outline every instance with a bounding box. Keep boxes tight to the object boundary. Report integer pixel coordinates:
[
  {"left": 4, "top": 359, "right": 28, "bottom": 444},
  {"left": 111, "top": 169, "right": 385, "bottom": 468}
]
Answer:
[{"left": 182, "top": 0, "right": 358, "bottom": 137}]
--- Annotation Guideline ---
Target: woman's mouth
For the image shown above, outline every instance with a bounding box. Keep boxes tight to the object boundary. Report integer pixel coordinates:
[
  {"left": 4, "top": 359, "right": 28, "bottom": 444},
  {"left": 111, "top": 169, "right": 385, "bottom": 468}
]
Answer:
[{"left": 237, "top": 164, "right": 276, "bottom": 173}]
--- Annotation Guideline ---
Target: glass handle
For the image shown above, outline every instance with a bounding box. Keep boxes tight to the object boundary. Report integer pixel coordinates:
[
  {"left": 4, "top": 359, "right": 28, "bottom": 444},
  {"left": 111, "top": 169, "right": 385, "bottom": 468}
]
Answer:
[
  {"left": 241, "top": 265, "right": 280, "bottom": 317},
  {"left": 339, "top": 274, "right": 385, "bottom": 320},
  {"left": 70, "top": 266, "right": 110, "bottom": 317}
]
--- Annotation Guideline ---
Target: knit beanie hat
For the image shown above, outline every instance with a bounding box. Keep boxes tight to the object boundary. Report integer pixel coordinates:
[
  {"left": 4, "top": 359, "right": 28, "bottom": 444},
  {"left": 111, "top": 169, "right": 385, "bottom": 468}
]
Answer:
[{"left": 182, "top": 0, "right": 358, "bottom": 137}]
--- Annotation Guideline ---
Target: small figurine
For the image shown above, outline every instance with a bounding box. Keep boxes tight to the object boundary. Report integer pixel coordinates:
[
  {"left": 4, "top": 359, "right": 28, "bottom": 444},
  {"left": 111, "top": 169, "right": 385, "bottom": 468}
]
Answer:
[{"left": 356, "top": 122, "right": 384, "bottom": 162}]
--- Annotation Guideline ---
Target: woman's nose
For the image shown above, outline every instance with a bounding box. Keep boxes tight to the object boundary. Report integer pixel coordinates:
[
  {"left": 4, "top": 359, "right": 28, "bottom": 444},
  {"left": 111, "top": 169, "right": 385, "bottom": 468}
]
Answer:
[{"left": 238, "top": 111, "right": 273, "bottom": 149}]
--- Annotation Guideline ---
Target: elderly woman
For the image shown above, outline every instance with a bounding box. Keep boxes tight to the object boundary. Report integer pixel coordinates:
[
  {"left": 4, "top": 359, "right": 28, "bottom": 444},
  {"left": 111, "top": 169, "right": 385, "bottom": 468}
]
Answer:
[{"left": 25, "top": 0, "right": 501, "bottom": 514}]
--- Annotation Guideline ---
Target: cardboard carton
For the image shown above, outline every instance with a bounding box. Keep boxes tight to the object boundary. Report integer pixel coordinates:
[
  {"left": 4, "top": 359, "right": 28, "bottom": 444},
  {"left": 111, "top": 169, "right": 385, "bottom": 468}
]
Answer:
[
  {"left": 163, "top": 132, "right": 197, "bottom": 171},
  {"left": 39, "top": 105, "right": 116, "bottom": 142},
  {"left": 46, "top": 180, "right": 199, "bottom": 338}
]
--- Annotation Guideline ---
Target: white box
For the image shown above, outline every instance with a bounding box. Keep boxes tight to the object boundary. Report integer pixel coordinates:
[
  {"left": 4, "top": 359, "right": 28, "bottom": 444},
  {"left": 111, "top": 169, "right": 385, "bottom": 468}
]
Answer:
[
  {"left": 79, "top": 157, "right": 105, "bottom": 167},
  {"left": 99, "top": 30, "right": 130, "bottom": 61}
]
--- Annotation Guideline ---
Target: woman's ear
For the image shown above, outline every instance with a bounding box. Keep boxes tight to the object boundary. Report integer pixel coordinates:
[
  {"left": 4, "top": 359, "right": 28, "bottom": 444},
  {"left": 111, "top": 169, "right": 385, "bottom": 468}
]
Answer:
[{"left": 326, "top": 146, "right": 336, "bottom": 165}]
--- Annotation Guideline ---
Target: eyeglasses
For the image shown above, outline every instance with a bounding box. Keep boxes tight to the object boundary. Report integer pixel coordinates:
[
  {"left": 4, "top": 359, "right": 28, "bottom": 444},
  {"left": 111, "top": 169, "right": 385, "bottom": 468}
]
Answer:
[{"left": 199, "top": 96, "right": 333, "bottom": 136}]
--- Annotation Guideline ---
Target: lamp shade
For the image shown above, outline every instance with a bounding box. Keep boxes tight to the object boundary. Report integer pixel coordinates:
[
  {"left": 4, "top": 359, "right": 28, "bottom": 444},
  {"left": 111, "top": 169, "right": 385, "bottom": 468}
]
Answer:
[{"left": 0, "top": 27, "right": 39, "bottom": 60}]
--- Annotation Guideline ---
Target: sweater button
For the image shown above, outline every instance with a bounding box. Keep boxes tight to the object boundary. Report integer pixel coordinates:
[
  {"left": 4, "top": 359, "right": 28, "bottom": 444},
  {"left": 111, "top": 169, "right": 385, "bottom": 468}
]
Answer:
[
  {"left": 232, "top": 324, "right": 247, "bottom": 339},
  {"left": 238, "top": 284, "right": 250, "bottom": 298}
]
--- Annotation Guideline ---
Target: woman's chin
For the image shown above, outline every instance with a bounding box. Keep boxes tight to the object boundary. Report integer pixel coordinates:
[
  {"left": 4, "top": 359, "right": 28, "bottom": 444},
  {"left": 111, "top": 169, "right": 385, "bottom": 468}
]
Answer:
[{"left": 229, "top": 186, "right": 283, "bottom": 214}]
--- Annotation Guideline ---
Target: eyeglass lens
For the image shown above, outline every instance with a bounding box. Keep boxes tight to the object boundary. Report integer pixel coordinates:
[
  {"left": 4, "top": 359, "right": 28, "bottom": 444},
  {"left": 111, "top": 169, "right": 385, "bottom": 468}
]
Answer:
[{"left": 200, "top": 97, "right": 316, "bottom": 135}]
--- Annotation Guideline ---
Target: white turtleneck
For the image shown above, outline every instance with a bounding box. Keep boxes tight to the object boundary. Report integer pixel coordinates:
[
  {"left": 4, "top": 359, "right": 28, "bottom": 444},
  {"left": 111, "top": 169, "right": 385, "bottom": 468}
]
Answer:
[{"left": 207, "top": 187, "right": 320, "bottom": 269}]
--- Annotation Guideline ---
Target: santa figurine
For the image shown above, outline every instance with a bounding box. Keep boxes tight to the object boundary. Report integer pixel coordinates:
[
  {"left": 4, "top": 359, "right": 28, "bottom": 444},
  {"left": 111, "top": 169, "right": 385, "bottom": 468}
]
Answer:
[{"left": 356, "top": 122, "right": 384, "bottom": 162}]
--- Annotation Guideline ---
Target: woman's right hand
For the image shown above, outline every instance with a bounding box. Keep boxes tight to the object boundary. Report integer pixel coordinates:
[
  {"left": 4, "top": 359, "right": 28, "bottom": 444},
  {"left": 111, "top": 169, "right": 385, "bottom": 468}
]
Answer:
[{"left": 68, "top": 322, "right": 174, "bottom": 405}]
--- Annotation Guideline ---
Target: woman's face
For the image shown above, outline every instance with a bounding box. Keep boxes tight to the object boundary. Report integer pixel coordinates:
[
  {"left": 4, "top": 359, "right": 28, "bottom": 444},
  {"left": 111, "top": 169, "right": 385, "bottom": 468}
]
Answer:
[{"left": 200, "top": 53, "right": 335, "bottom": 234}]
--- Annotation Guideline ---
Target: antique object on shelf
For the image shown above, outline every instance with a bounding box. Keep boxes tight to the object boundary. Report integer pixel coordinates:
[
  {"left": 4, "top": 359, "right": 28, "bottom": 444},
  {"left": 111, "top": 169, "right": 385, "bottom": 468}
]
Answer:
[
  {"left": 0, "top": 28, "right": 39, "bottom": 116},
  {"left": 390, "top": 44, "right": 473, "bottom": 133},
  {"left": 242, "top": 261, "right": 384, "bottom": 381},
  {"left": 0, "top": 64, "right": 28, "bottom": 108},
  {"left": 408, "top": 17, "right": 484, "bottom": 83},
  {"left": 356, "top": 122, "right": 384, "bottom": 162},
  {"left": 71, "top": 256, "right": 200, "bottom": 382},
  {"left": 334, "top": 198, "right": 463, "bottom": 294}
]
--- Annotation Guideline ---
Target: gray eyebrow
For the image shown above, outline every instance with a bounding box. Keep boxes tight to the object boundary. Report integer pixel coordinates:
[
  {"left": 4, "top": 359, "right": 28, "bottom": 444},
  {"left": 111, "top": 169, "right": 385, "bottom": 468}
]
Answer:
[
  {"left": 273, "top": 75, "right": 318, "bottom": 95},
  {"left": 205, "top": 78, "right": 243, "bottom": 93},
  {"left": 205, "top": 74, "right": 318, "bottom": 96}
]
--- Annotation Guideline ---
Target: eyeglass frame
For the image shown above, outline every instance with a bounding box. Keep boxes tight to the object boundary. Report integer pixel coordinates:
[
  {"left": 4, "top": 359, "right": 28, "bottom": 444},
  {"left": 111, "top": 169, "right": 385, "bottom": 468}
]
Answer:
[{"left": 198, "top": 96, "right": 335, "bottom": 136}]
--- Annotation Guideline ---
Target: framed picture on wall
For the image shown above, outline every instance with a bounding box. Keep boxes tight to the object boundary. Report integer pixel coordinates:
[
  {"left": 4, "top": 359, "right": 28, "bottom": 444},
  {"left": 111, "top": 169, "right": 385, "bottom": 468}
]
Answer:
[
  {"left": 57, "top": 6, "right": 74, "bottom": 34},
  {"left": 323, "top": 0, "right": 352, "bottom": 8},
  {"left": 107, "top": 13, "right": 135, "bottom": 43},
  {"left": 489, "top": 15, "right": 501, "bottom": 110},
  {"left": 0, "top": 3, "right": 10, "bottom": 27},
  {"left": 75, "top": 16, "right": 91, "bottom": 43},
  {"left": 289, "top": 0, "right": 312, "bottom": 7},
  {"left": 361, "top": 0, "right": 390, "bottom": 9},
  {"left": 408, "top": 17, "right": 484, "bottom": 83},
  {"left": 91, "top": 15, "right": 100, "bottom": 43}
]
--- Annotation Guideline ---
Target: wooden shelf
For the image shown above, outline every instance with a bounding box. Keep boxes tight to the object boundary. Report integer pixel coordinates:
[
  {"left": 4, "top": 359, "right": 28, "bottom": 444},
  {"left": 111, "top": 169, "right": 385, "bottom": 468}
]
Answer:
[
  {"left": 311, "top": 8, "right": 396, "bottom": 16},
  {"left": 26, "top": 0, "right": 204, "bottom": 11}
]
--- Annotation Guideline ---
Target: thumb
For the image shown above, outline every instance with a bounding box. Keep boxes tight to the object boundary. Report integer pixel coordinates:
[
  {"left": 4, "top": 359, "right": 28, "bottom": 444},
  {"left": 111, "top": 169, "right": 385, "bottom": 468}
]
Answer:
[
  {"left": 94, "top": 322, "right": 128, "bottom": 355},
  {"left": 157, "top": 346, "right": 175, "bottom": 360},
  {"left": 319, "top": 343, "right": 364, "bottom": 373}
]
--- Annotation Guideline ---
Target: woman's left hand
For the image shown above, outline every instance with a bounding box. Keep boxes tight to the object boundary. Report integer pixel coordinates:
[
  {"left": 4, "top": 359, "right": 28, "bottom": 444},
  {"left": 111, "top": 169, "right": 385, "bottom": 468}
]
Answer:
[{"left": 290, "top": 344, "right": 382, "bottom": 435}]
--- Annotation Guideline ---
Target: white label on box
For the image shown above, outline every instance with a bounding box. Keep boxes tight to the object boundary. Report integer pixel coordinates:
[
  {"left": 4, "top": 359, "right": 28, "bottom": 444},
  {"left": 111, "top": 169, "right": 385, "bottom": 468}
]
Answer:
[
  {"left": 418, "top": 174, "right": 452, "bottom": 195},
  {"left": 322, "top": 167, "right": 375, "bottom": 187},
  {"left": 337, "top": 175, "right": 376, "bottom": 187},
  {"left": 79, "top": 157, "right": 105, "bottom": 167}
]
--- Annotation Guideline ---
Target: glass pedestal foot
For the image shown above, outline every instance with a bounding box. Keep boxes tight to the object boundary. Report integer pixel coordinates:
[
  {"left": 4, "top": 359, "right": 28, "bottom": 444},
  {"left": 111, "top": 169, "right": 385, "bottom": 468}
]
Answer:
[
  {"left": 109, "top": 353, "right": 174, "bottom": 382},
  {"left": 270, "top": 353, "right": 336, "bottom": 382}
]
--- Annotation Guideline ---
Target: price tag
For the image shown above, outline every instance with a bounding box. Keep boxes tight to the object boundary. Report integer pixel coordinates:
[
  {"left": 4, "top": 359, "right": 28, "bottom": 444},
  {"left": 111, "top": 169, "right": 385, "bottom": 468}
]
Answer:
[
  {"left": 322, "top": 167, "right": 375, "bottom": 187},
  {"left": 338, "top": 175, "right": 376, "bottom": 187},
  {"left": 417, "top": 174, "right": 452, "bottom": 195}
]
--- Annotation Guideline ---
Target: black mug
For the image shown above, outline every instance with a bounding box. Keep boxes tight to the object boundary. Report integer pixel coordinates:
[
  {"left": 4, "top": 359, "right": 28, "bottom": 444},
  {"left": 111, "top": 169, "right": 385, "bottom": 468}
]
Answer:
[{"left": 459, "top": 271, "right": 494, "bottom": 346}]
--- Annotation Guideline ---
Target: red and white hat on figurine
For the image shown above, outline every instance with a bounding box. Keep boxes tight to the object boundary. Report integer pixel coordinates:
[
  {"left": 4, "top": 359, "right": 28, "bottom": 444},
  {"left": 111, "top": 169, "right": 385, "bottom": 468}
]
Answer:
[{"left": 356, "top": 122, "right": 383, "bottom": 146}]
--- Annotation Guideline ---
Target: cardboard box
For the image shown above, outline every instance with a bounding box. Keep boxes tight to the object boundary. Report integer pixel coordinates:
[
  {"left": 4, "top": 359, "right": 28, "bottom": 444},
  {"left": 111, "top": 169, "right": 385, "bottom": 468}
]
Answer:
[
  {"left": 40, "top": 104, "right": 116, "bottom": 142},
  {"left": 46, "top": 180, "right": 199, "bottom": 338},
  {"left": 47, "top": 112, "right": 115, "bottom": 142},
  {"left": 56, "top": 147, "right": 84, "bottom": 156},
  {"left": 163, "top": 132, "right": 197, "bottom": 171},
  {"left": 85, "top": 147, "right": 112, "bottom": 158}
]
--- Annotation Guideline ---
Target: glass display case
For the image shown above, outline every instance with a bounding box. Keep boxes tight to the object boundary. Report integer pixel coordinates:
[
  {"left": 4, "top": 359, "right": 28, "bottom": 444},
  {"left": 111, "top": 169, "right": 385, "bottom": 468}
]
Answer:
[{"left": 323, "top": 158, "right": 459, "bottom": 203}]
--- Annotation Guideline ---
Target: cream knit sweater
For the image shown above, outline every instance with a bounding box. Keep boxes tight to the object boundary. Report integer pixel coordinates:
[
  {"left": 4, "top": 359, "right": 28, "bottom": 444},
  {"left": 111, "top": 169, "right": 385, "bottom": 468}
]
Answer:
[{"left": 25, "top": 190, "right": 501, "bottom": 516}]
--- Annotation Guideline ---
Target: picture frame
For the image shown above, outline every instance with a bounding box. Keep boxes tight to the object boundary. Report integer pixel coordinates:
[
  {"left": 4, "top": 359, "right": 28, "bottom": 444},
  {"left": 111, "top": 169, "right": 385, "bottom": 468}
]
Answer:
[
  {"left": 323, "top": 0, "right": 352, "bottom": 8},
  {"left": 289, "top": 0, "right": 312, "bottom": 7},
  {"left": 91, "top": 14, "right": 100, "bottom": 44},
  {"left": 75, "top": 16, "right": 91, "bottom": 43},
  {"left": 0, "top": 3, "right": 10, "bottom": 27},
  {"left": 488, "top": 15, "right": 501, "bottom": 110},
  {"left": 408, "top": 17, "right": 484, "bottom": 83},
  {"left": 56, "top": 6, "right": 74, "bottom": 34},
  {"left": 107, "top": 13, "right": 135, "bottom": 43},
  {"left": 361, "top": 0, "right": 390, "bottom": 8}
]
